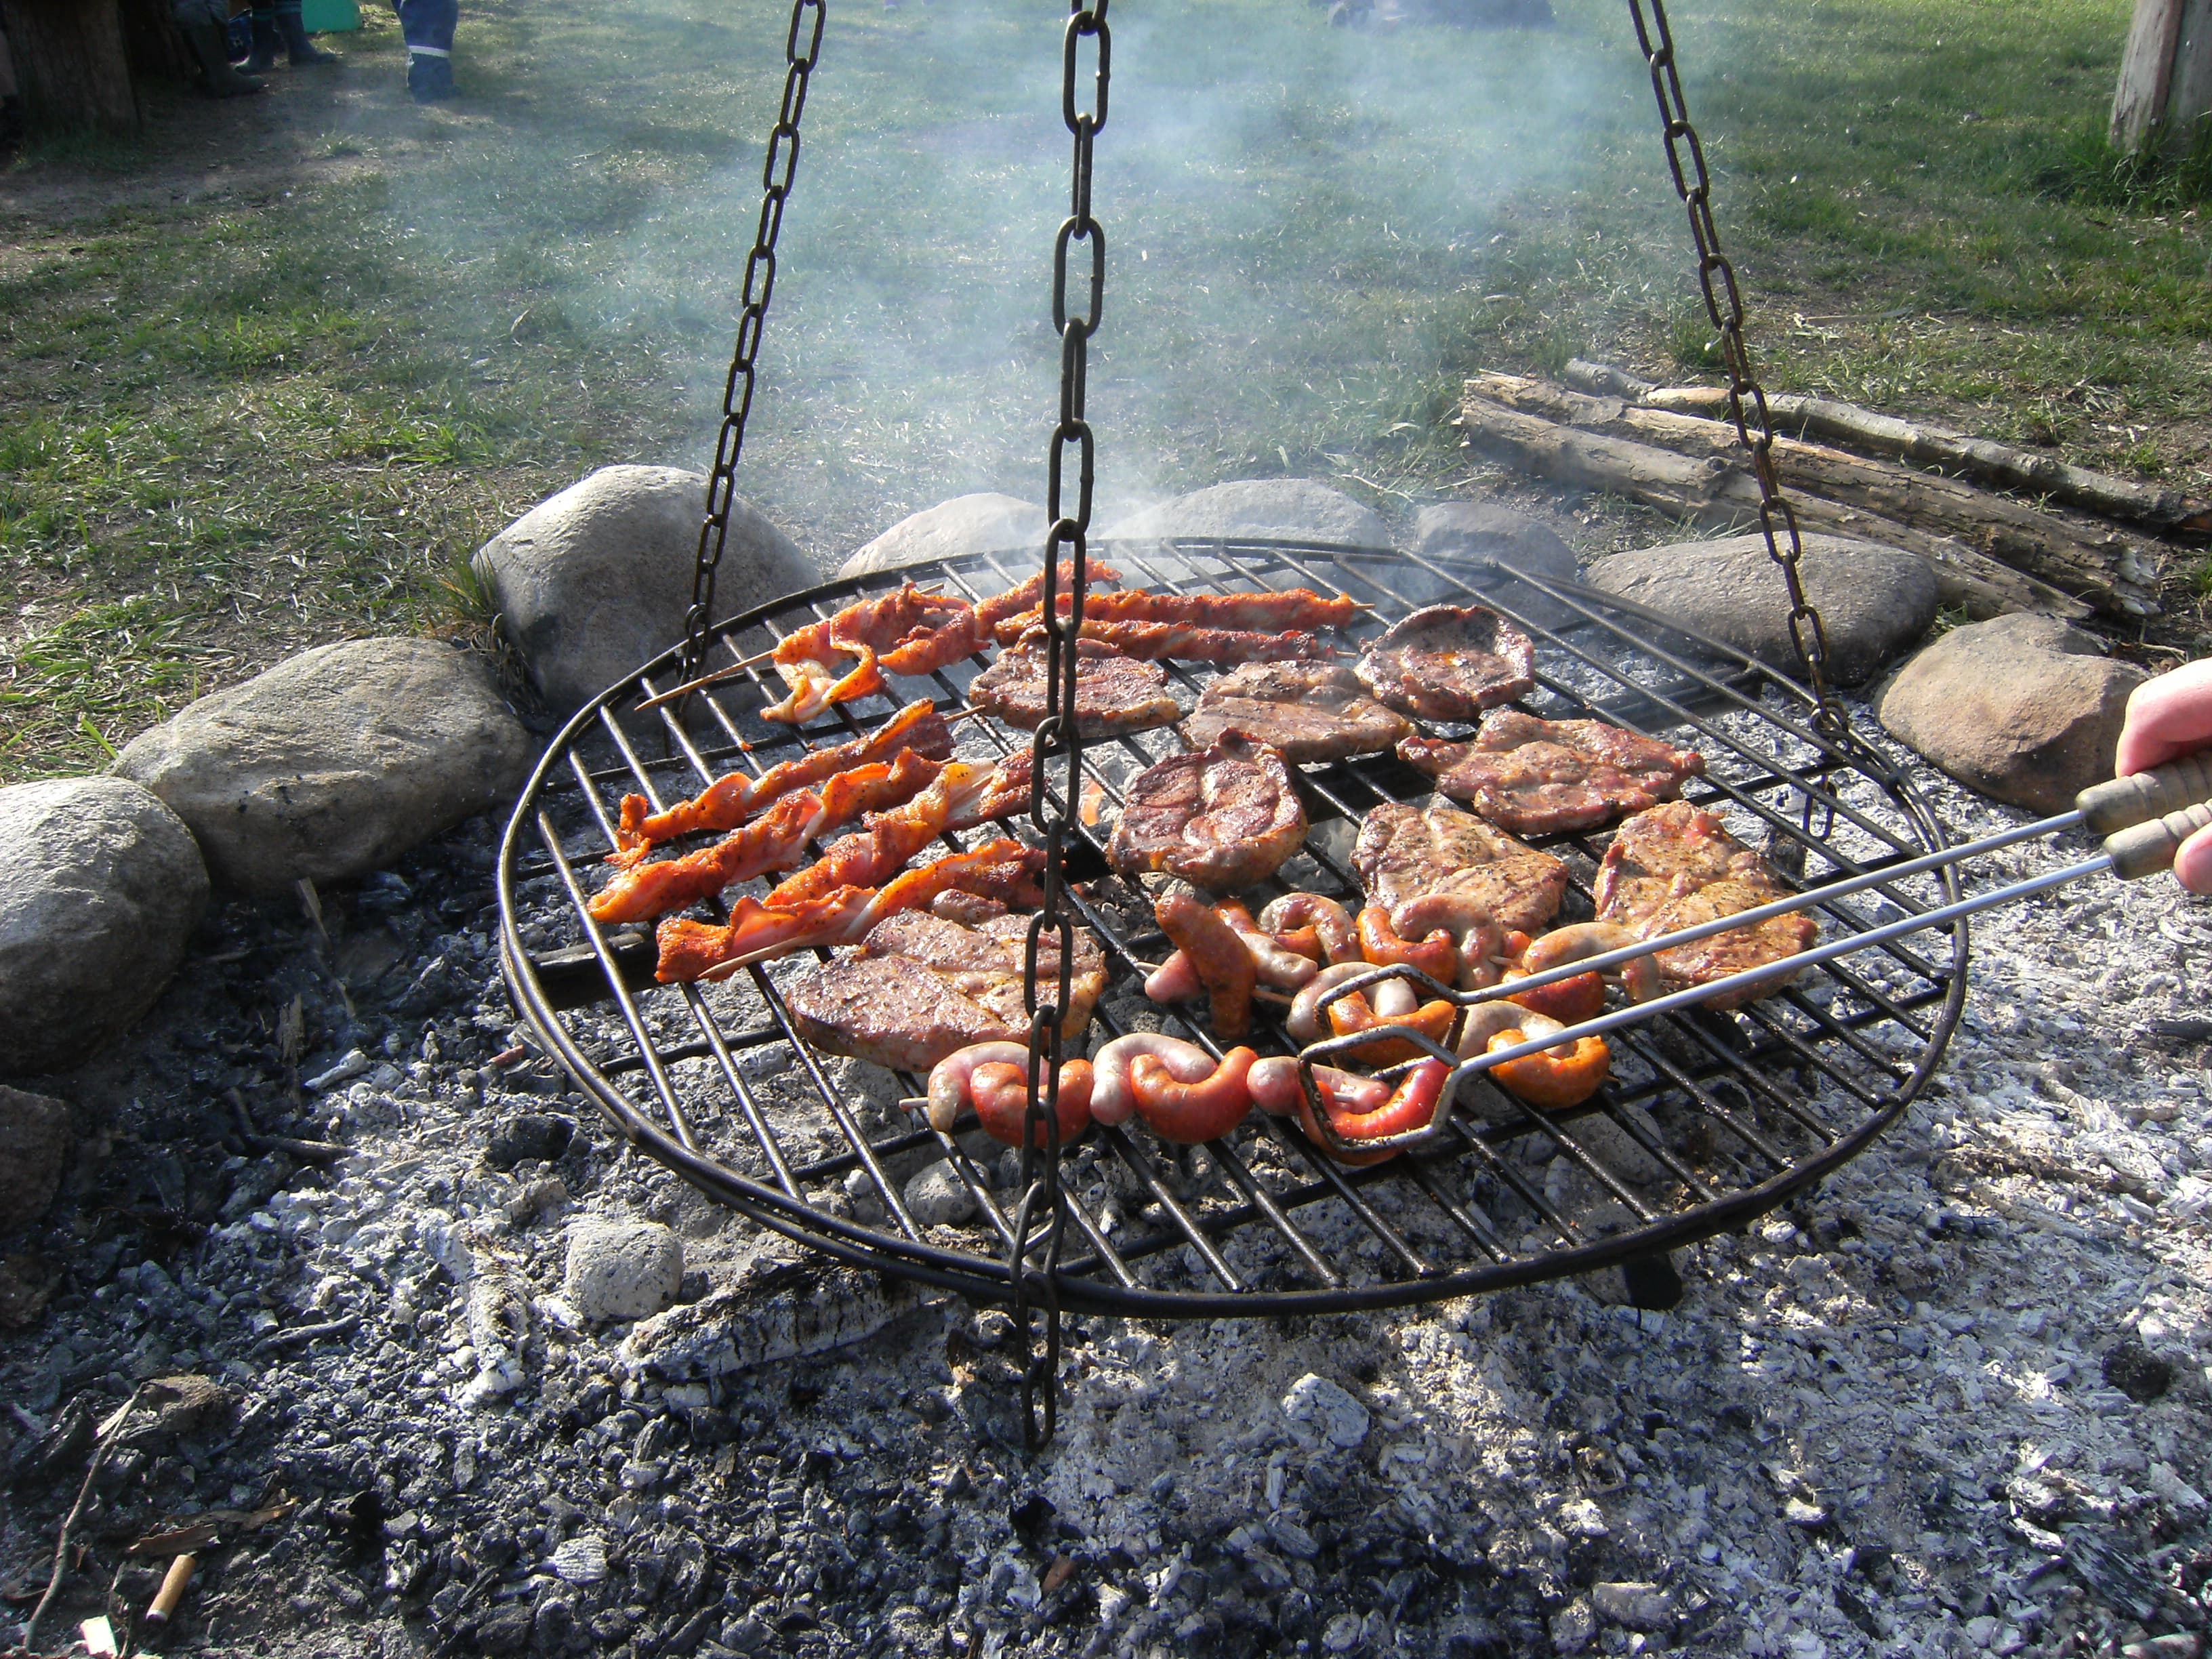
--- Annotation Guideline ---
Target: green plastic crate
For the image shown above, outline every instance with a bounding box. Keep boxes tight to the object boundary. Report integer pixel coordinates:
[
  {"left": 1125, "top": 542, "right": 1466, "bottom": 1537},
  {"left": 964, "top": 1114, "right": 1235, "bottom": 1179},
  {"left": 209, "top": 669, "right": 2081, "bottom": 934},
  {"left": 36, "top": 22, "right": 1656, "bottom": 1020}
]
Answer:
[{"left": 300, "top": 0, "right": 361, "bottom": 32}]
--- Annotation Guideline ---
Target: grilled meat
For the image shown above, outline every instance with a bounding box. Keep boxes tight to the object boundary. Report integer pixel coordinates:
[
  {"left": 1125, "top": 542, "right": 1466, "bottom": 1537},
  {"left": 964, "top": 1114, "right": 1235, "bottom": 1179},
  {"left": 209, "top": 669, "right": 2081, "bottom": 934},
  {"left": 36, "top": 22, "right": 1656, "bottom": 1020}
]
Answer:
[
  {"left": 970, "top": 636, "right": 1183, "bottom": 739},
  {"left": 1108, "top": 731, "right": 1308, "bottom": 891},
  {"left": 991, "top": 586, "right": 1360, "bottom": 640},
  {"left": 784, "top": 910, "right": 1106, "bottom": 1073},
  {"left": 972, "top": 560, "right": 1124, "bottom": 636},
  {"left": 1398, "top": 710, "right": 1704, "bottom": 835},
  {"left": 1180, "top": 661, "right": 1413, "bottom": 765},
  {"left": 1027, "top": 619, "right": 1334, "bottom": 664},
  {"left": 1355, "top": 604, "right": 1536, "bottom": 721},
  {"left": 1351, "top": 800, "right": 1568, "bottom": 935},
  {"left": 766, "top": 752, "right": 1033, "bottom": 908},
  {"left": 762, "top": 583, "right": 979, "bottom": 724},
  {"left": 1594, "top": 800, "right": 1816, "bottom": 1009}
]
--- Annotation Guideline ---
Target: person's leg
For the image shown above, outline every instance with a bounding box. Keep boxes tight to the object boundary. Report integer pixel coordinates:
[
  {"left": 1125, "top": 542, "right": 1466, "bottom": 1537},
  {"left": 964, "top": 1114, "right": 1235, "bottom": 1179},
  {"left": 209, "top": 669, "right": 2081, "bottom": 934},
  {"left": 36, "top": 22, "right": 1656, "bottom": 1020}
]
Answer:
[
  {"left": 275, "top": 0, "right": 339, "bottom": 64},
  {"left": 243, "top": 0, "right": 279, "bottom": 70},
  {"left": 396, "top": 0, "right": 458, "bottom": 100},
  {"left": 177, "top": 0, "right": 266, "bottom": 91}
]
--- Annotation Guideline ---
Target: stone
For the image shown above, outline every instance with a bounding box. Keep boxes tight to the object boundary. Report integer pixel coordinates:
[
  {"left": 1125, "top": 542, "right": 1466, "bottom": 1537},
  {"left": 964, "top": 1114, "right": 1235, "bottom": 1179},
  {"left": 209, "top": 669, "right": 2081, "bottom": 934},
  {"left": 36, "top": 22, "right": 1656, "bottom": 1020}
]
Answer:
[
  {"left": 563, "top": 1220, "right": 684, "bottom": 1323},
  {"left": 2102, "top": 1339, "right": 2173, "bottom": 1403},
  {"left": 903, "top": 1161, "right": 977, "bottom": 1228},
  {"left": 837, "top": 493, "right": 1047, "bottom": 580},
  {"left": 1876, "top": 615, "right": 2146, "bottom": 814},
  {"left": 474, "top": 466, "right": 813, "bottom": 714},
  {"left": 1591, "top": 1582, "right": 1675, "bottom": 1630},
  {"left": 1103, "top": 478, "right": 1390, "bottom": 550},
  {"left": 112, "top": 639, "right": 531, "bottom": 895},
  {"left": 622, "top": 1256, "right": 916, "bottom": 1379},
  {"left": 1549, "top": 1599, "right": 1597, "bottom": 1656},
  {"left": 0, "top": 1087, "right": 70, "bottom": 1228},
  {"left": 1281, "top": 1372, "right": 1370, "bottom": 1450},
  {"left": 1414, "top": 502, "right": 1578, "bottom": 585},
  {"left": 474, "top": 1604, "right": 535, "bottom": 1655},
  {"left": 1587, "top": 533, "right": 1938, "bottom": 686},
  {"left": 0, "top": 778, "right": 208, "bottom": 1076},
  {"left": 485, "top": 1113, "right": 574, "bottom": 1171}
]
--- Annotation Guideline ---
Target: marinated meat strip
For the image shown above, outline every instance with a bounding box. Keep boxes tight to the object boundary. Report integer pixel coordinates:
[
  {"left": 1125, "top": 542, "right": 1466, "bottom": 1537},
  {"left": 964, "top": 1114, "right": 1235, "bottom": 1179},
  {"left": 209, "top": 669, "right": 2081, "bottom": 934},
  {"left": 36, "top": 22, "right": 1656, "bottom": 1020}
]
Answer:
[
  {"left": 762, "top": 583, "right": 979, "bottom": 724},
  {"left": 991, "top": 587, "right": 1359, "bottom": 639},
  {"left": 969, "top": 636, "right": 1183, "bottom": 739},
  {"left": 784, "top": 911, "right": 1106, "bottom": 1073},
  {"left": 1593, "top": 800, "right": 1817, "bottom": 1010},
  {"left": 1351, "top": 800, "right": 1568, "bottom": 936},
  {"left": 1355, "top": 604, "right": 1536, "bottom": 721},
  {"left": 1040, "top": 619, "right": 1335, "bottom": 664},
  {"left": 971, "top": 560, "right": 1124, "bottom": 636},
  {"left": 1398, "top": 710, "right": 1705, "bottom": 835},
  {"left": 1179, "top": 662, "right": 1413, "bottom": 765},
  {"left": 766, "top": 752, "right": 1033, "bottom": 909},
  {"left": 1108, "top": 732, "right": 1308, "bottom": 891}
]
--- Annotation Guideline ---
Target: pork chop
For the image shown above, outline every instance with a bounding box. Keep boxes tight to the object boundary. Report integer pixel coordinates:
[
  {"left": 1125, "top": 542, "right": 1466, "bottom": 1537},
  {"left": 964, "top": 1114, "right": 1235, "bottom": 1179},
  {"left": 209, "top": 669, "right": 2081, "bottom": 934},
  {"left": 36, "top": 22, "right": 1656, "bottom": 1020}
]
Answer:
[
  {"left": 1351, "top": 800, "right": 1568, "bottom": 935},
  {"left": 970, "top": 636, "right": 1183, "bottom": 739},
  {"left": 1355, "top": 604, "right": 1536, "bottom": 721},
  {"left": 783, "top": 911, "right": 1106, "bottom": 1073},
  {"left": 1595, "top": 800, "right": 1816, "bottom": 1010},
  {"left": 1398, "top": 710, "right": 1705, "bottom": 835},
  {"left": 1107, "top": 732, "right": 1309, "bottom": 891},
  {"left": 1179, "top": 661, "right": 1414, "bottom": 765}
]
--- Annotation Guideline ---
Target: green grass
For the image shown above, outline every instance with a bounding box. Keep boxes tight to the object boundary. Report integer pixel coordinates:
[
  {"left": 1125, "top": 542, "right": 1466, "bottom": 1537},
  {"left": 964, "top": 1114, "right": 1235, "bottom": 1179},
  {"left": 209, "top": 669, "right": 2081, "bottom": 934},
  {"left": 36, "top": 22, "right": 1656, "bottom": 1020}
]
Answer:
[{"left": 3, "top": 0, "right": 2207, "bottom": 780}]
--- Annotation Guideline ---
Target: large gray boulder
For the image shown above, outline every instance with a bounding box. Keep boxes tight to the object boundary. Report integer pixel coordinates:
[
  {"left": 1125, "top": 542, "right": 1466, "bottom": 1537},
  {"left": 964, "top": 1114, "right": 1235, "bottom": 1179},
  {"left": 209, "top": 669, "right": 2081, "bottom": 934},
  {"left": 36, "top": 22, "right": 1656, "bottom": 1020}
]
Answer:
[
  {"left": 1588, "top": 533, "right": 1938, "bottom": 687},
  {"left": 838, "top": 493, "right": 1046, "bottom": 580},
  {"left": 474, "top": 466, "right": 815, "bottom": 713},
  {"left": 113, "top": 638, "right": 531, "bottom": 895},
  {"left": 1414, "top": 501, "right": 1582, "bottom": 620},
  {"left": 0, "top": 779, "right": 207, "bottom": 1076},
  {"left": 1103, "top": 479, "right": 1390, "bottom": 550},
  {"left": 1877, "top": 614, "right": 2145, "bottom": 814}
]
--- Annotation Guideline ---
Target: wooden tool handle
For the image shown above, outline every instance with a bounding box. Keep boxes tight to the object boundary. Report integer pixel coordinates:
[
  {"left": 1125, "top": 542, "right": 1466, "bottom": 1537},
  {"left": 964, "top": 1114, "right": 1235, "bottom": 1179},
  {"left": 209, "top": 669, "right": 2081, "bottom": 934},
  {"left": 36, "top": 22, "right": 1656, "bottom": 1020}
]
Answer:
[
  {"left": 2106, "top": 799, "right": 2212, "bottom": 880},
  {"left": 2078, "top": 752, "right": 2212, "bottom": 834}
]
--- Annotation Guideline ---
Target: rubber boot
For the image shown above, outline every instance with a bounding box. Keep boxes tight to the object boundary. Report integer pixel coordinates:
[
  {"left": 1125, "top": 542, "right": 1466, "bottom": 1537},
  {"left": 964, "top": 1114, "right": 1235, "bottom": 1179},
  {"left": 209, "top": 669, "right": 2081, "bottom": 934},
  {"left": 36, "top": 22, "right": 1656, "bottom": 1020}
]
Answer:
[
  {"left": 277, "top": 1, "right": 339, "bottom": 64},
  {"left": 243, "top": 5, "right": 279, "bottom": 71},
  {"left": 407, "top": 50, "right": 455, "bottom": 101},
  {"left": 186, "top": 20, "right": 266, "bottom": 94}
]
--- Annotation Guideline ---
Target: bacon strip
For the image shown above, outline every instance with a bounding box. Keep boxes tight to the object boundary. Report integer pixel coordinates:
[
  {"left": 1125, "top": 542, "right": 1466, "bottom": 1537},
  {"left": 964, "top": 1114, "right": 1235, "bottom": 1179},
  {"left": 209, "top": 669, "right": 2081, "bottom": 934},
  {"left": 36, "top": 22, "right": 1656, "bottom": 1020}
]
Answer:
[
  {"left": 613, "top": 701, "right": 951, "bottom": 863},
  {"left": 588, "top": 749, "right": 942, "bottom": 924},
  {"left": 654, "top": 839, "right": 1044, "bottom": 981},
  {"left": 991, "top": 586, "right": 1356, "bottom": 642},
  {"left": 766, "top": 751, "right": 1033, "bottom": 908},
  {"left": 1007, "top": 619, "right": 1334, "bottom": 665}
]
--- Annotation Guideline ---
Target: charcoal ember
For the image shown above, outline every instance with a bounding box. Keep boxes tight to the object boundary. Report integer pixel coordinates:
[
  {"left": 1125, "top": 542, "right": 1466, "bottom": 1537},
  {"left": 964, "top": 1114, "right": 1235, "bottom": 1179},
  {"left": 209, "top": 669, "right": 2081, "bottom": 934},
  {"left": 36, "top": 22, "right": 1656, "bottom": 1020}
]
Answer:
[
  {"left": 2102, "top": 1340, "right": 2173, "bottom": 1403},
  {"left": 484, "top": 1113, "right": 574, "bottom": 1170}
]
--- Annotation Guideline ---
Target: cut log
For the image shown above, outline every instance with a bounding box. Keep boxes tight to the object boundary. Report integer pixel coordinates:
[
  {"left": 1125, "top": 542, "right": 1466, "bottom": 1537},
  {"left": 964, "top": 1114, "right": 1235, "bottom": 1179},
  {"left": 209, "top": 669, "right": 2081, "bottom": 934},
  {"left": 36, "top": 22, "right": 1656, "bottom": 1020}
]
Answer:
[
  {"left": 1465, "top": 373, "right": 2161, "bottom": 619},
  {"left": 1564, "top": 357, "right": 2210, "bottom": 539},
  {"left": 1455, "top": 390, "right": 2083, "bottom": 621},
  {"left": 0, "top": 0, "right": 140, "bottom": 132}
]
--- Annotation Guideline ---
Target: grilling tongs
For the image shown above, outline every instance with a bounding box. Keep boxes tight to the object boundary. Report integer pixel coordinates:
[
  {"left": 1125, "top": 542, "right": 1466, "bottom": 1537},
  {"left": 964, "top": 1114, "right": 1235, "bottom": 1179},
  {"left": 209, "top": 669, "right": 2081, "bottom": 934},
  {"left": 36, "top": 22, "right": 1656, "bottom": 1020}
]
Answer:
[{"left": 1298, "top": 752, "right": 2212, "bottom": 1155}]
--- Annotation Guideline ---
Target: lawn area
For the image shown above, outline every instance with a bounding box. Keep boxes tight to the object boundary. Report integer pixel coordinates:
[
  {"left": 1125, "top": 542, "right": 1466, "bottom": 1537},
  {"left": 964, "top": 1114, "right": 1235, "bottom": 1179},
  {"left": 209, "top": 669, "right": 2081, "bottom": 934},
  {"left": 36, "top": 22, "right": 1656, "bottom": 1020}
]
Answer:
[{"left": 2, "top": 0, "right": 2205, "bottom": 781}]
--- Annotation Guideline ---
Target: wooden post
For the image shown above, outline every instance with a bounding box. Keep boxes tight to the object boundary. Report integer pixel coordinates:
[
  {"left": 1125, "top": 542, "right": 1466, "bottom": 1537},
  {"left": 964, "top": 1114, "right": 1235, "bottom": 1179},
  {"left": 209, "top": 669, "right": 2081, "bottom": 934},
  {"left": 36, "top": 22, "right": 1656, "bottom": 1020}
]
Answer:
[
  {"left": 2112, "top": 0, "right": 2212, "bottom": 154},
  {"left": 0, "top": 0, "right": 141, "bottom": 132}
]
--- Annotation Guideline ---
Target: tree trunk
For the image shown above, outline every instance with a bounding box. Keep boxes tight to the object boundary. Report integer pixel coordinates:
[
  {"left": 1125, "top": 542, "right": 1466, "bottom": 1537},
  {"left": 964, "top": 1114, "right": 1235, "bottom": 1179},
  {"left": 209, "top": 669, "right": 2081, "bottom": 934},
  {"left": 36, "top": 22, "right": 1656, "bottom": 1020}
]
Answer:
[
  {"left": 0, "top": 0, "right": 140, "bottom": 132},
  {"left": 2112, "top": 0, "right": 2212, "bottom": 154},
  {"left": 119, "top": 0, "right": 194, "bottom": 86}
]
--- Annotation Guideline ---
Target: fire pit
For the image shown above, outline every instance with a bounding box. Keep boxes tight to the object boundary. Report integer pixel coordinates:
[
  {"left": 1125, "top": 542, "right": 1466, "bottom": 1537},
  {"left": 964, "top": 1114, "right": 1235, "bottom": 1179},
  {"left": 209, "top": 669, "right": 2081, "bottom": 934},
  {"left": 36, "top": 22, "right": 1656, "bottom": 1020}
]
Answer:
[{"left": 495, "top": 535, "right": 1968, "bottom": 1326}]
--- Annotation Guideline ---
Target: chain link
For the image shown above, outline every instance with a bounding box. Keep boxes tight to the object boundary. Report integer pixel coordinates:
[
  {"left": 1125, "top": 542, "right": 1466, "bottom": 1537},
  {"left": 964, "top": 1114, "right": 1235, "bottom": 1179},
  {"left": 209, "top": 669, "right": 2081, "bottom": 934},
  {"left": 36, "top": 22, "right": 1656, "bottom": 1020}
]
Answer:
[
  {"left": 1013, "top": 0, "right": 1109, "bottom": 1456},
  {"left": 1624, "top": 0, "right": 1849, "bottom": 742},
  {"left": 679, "top": 0, "right": 826, "bottom": 689}
]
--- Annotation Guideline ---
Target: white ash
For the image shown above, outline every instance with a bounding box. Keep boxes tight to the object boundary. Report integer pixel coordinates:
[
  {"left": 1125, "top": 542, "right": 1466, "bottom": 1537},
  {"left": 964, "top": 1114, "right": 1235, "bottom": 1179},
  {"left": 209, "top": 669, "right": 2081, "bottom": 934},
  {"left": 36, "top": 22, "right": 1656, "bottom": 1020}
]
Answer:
[{"left": 2, "top": 699, "right": 2209, "bottom": 1659}]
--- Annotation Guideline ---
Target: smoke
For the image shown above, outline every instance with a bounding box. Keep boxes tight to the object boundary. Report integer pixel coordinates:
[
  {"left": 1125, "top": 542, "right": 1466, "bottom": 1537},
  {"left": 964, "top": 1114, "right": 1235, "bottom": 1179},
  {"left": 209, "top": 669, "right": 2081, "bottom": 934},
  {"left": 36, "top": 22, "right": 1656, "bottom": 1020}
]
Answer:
[{"left": 372, "top": 0, "right": 1686, "bottom": 564}]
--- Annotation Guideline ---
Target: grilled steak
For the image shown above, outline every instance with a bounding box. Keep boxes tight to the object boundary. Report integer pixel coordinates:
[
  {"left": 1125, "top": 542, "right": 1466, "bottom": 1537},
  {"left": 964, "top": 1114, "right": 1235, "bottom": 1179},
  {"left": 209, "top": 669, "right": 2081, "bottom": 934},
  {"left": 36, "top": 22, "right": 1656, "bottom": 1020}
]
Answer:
[
  {"left": 970, "top": 636, "right": 1182, "bottom": 739},
  {"left": 1398, "top": 710, "right": 1704, "bottom": 835},
  {"left": 1351, "top": 800, "right": 1568, "bottom": 935},
  {"left": 784, "top": 911, "right": 1105, "bottom": 1073},
  {"left": 1595, "top": 800, "right": 1816, "bottom": 1009},
  {"left": 1180, "top": 662, "right": 1413, "bottom": 765},
  {"left": 1107, "top": 732, "right": 1308, "bottom": 891},
  {"left": 1355, "top": 604, "right": 1536, "bottom": 721}
]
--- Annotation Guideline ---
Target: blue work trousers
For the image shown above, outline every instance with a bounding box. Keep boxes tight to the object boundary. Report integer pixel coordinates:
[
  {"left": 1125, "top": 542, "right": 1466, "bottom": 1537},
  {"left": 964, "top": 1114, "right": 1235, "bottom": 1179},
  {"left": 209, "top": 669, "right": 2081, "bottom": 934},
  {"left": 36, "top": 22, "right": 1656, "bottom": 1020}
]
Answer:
[{"left": 395, "top": 0, "right": 457, "bottom": 55}]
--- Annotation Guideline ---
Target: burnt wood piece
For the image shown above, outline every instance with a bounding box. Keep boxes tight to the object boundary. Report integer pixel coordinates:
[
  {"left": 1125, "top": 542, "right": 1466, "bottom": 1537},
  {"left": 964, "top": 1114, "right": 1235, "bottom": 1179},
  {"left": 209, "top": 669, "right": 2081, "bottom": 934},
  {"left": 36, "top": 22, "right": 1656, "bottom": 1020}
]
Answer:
[{"left": 1, "top": 0, "right": 140, "bottom": 131}]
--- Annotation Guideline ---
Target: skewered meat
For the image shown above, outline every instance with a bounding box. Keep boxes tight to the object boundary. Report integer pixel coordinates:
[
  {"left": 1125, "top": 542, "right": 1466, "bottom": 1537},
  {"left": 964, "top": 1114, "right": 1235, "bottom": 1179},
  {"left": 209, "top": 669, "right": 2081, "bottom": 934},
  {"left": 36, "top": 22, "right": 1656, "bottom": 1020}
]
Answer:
[
  {"left": 1352, "top": 800, "right": 1568, "bottom": 935},
  {"left": 971, "top": 560, "right": 1123, "bottom": 636},
  {"left": 1022, "top": 618, "right": 1334, "bottom": 664},
  {"left": 1593, "top": 800, "right": 1817, "bottom": 1009},
  {"left": 613, "top": 700, "right": 952, "bottom": 862},
  {"left": 1355, "top": 604, "right": 1536, "bottom": 721},
  {"left": 781, "top": 909, "right": 1106, "bottom": 1073},
  {"left": 588, "top": 748, "right": 943, "bottom": 924},
  {"left": 766, "top": 752, "right": 1033, "bottom": 907},
  {"left": 653, "top": 838, "right": 1046, "bottom": 982},
  {"left": 991, "top": 586, "right": 1360, "bottom": 641},
  {"left": 1399, "top": 710, "right": 1704, "bottom": 836},
  {"left": 969, "top": 636, "right": 1183, "bottom": 739},
  {"left": 1153, "top": 884, "right": 1258, "bottom": 1039},
  {"left": 762, "top": 583, "right": 978, "bottom": 724},
  {"left": 1108, "top": 732, "right": 1307, "bottom": 890},
  {"left": 1179, "top": 662, "right": 1413, "bottom": 765}
]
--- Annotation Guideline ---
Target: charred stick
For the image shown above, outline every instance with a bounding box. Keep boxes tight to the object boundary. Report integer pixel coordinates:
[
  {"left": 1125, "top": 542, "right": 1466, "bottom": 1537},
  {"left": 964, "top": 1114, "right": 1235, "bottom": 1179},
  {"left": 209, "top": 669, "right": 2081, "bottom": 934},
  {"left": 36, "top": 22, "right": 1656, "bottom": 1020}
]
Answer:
[{"left": 20, "top": 1383, "right": 149, "bottom": 1652}]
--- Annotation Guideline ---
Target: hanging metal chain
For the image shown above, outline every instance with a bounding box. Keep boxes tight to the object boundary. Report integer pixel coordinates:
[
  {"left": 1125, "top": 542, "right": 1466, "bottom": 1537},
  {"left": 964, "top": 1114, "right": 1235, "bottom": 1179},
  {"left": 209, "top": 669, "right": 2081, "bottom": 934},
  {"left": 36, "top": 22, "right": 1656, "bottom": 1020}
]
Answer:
[
  {"left": 1013, "top": 0, "right": 1109, "bottom": 1457},
  {"left": 678, "top": 0, "right": 827, "bottom": 687},
  {"left": 1624, "top": 0, "right": 1850, "bottom": 744}
]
